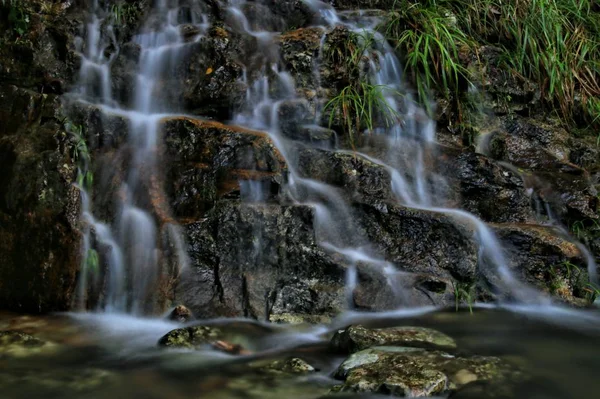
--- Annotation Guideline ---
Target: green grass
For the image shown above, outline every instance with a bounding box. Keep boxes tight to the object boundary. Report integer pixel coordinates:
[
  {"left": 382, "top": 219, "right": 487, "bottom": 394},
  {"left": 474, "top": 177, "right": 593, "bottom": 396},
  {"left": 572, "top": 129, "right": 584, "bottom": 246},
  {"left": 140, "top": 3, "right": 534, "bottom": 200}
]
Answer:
[
  {"left": 324, "top": 82, "right": 401, "bottom": 148},
  {"left": 110, "top": 2, "right": 139, "bottom": 26},
  {"left": 383, "top": 0, "right": 600, "bottom": 128},
  {"left": 2, "top": 0, "right": 30, "bottom": 37},
  {"left": 64, "top": 120, "right": 93, "bottom": 191},
  {"left": 453, "top": 282, "right": 475, "bottom": 314},
  {"left": 385, "top": 1, "right": 474, "bottom": 111}
]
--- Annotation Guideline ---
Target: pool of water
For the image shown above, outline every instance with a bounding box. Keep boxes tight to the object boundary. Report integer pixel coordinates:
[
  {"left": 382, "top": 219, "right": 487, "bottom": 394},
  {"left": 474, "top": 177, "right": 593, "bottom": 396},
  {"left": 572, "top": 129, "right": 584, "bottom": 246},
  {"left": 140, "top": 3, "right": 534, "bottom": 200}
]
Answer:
[{"left": 1, "top": 306, "right": 600, "bottom": 398}]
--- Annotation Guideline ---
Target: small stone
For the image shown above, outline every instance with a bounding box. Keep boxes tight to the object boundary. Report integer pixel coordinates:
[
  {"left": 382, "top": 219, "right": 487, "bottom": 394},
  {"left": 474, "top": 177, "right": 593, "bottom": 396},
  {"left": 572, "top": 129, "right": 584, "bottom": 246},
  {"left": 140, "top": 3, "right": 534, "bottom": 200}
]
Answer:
[{"left": 167, "top": 305, "right": 193, "bottom": 323}]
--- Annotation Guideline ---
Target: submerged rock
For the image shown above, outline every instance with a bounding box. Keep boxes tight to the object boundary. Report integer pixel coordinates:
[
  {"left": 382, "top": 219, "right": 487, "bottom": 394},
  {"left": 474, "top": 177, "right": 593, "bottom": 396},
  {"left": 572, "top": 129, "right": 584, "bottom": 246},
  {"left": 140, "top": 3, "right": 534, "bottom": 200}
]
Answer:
[
  {"left": 331, "top": 325, "right": 456, "bottom": 353},
  {"left": 251, "top": 357, "right": 316, "bottom": 374},
  {"left": 158, "top": 325, "right": 226, "bottom": 349},
  {"left": 333, "top": 346, "right": 523, "bottom": 396},
  {"left": 0, "top": 330, "right": 56, "bottom": 358}
]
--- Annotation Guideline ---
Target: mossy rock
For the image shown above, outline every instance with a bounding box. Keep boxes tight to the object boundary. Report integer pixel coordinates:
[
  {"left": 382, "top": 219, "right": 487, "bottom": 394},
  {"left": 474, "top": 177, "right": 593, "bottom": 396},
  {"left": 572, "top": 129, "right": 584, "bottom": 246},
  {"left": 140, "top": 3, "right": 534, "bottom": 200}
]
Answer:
[
  {"left": 331, "top": 325, "right": 457, "bottom": 353},
  {"left": 332, "top": 346, "right": 524, "bottom": 397},
  {"left": 158, "top": 326, "right": 226, "bottom": 349},
  {"left": 0, "top": 330, "right": 57, "bottom": 357}
]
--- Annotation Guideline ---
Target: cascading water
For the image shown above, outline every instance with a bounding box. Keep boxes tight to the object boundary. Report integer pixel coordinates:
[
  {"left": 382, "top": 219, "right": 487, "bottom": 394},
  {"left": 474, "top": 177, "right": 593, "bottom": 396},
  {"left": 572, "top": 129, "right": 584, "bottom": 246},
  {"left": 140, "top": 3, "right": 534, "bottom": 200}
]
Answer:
[
  {"left": 229, "top": 0, "right": 555, "bottom": 306},
  {"left": 70, "top": 0, "right": 596, "bottom": 316},
  {"left": 72, "top": 0, "right": 211, "bottom": 313}
]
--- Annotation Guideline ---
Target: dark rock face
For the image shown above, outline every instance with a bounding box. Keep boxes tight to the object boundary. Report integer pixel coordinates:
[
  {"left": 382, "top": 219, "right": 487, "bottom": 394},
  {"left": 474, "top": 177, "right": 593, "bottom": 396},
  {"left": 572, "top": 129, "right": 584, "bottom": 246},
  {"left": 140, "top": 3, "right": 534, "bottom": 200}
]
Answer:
[
  {"left": 162, "top": 117, "right": 286, "bottom": 218},
  {"left": 0, "top": 85, "right": 80, "bottom": 313},
  {"left": 451, "top": 152, "right": 534, "bottom": 223},
  {"left": 175, "top": 201, "right": 347, "bottom": 320},
  {"left": 488, "top": 116, "right": 599, "bottom": 224},
  {"left": 494, "top": 224, "right": 589, "bottom": 304}
]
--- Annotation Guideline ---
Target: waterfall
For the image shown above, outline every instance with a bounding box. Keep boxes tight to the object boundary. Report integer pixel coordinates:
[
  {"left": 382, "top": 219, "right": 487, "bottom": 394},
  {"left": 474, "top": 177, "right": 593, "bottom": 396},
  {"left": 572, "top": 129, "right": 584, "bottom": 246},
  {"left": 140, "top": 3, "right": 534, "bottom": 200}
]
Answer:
[
  {"left": 70, "top": 0, "right": 593, "bottom": 315},
  {"left": 72, "top": 0, "right": 210, "bottom": 314}
]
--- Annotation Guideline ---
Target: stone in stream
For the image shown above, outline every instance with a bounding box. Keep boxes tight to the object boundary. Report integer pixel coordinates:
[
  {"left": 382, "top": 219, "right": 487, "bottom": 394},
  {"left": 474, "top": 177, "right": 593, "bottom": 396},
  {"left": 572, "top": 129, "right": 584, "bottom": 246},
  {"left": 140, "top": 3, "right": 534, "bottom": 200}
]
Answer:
[
  {"left": 167, "top": 305, "right": 194, "bottom": 323},
  {"left": 332, "top": 346, "right": 524, "bottom": 397},
  {"left": 250, "top": 357, "right": 316, "bottom": 374},
  {"left": 331, "top": 325, "right": 456, "bottom": 353},
  {"left": 158, "top": 325, "right": 241, "bottom": 351},
  {"left": 0, "top": 330, "right": 57, "bottom": 357}
]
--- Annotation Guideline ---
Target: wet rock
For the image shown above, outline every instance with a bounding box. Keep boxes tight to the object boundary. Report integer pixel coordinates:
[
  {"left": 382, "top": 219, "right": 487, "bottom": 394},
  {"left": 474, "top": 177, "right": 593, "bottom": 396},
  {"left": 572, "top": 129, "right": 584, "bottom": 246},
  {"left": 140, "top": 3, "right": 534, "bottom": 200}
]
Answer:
[
  {"left": 0, "top": 0, "right": 81, "bottom": 93},
  {"left": 451, "top": 152, "right": 535, "bottom": 223},
  {"left": 240, "top": 1, "right": 315, "bottom": 32},
  {"left": 0, "top": 367, "right": 115, "bottom": 397},
  {"left": 358, "top": 203, "right": 478, "bottom": 283},
  {"left": 158, "top": 325, "right": 229, "bottom": 349},
  {"left": 488, "top": 116, "right": 598, "bottom": 223},
  {"left": 468, "top": 46, "right": 540, "bottom": 114},
  {"left": 295, "top": 147, "right": 394, "bottom": 205},
  {"left": 490, "top": 117, "right": 575, "bottom": 171},
  {"left": 493, "top": 224, "right": 590, "bottom": 303},
  {"left": 162, "top": 117, "right": 286, "bottom": 217},
  {"left": 66, "top": 102, "right": 130, "bottom": 150},
  {"left": 251, "top": 357, "right": 316, "bottom": 374},
  {"left": 175, "top": 201, "right": 347, "bottom": 319},
  {"left": 331, "top": 1, "right": 399, "bottom": 10},
  {"left": 319, "top": 26, "right": 358, "bottom": 91},
  {"left": 331, "top": 325, "right": 456, "bottom": 353},
  {"left": 167, "top": 305, "right": 193, "bottom": 323},
  {"left": 333, "top": 346, "right": 523, "bottom": 396},
  {"left": 279, "top": 27, "right": 325, "bottom": 91},
  {"left": 158, "top": 321, "right": 272, "bottom": 351},
  {"left": 0, "top": 330, "right": 56, "bottom": 357},
  {"left": 277, "top": 99, "right": 314, "bottom": 138},
  {"left": 0, "top": 85, "right": 80, "bottom": 313}
]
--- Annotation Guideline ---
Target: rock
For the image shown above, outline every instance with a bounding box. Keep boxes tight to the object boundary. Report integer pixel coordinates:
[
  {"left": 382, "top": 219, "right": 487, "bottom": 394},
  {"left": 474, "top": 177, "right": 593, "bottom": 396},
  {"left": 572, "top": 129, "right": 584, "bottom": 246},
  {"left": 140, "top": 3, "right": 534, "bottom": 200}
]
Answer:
[
  {"left": 162, "top": 117, "right": 286, "bottom": 217},
  {"left": 158, "top": 325, "right": 225, "bottom": 349},
  {"left": 0, "top": 330, "right": 56, "bottom": 357},
  {"left": 279, "top": 27, "right": 325, "bottom": 91},
  {"left": 0, "top": 85, "right": 80, "bottom": 313},
  {"left": 490, "top": 117, "right": 576, "bottom": 172},
  {"left": 0, "top": 367, "right": 115, "bottom": 397},
  {"left": 468, "top": 46, "right": 540, "bottom": 114},
  {"left": 493, "top": 224, "right": 590, "bottom": 303},
  {"left": 333, "top": 346, "right": 523, "bottom": 396},
  {"left": 451, "top": 152, "right": 535, "bottom": 223},
  {"left": 296, "top": 125, "right": 336, "bottom": 147},
  {"left": 175, "top": 201, "right": 347, "bottom": 320},
  {"left": 358, "top": 203, "right": 478, "bottom": 284},
  {"left": 295, "top": 146, "right": 394, "bottom": 205},
  {"left": 331, "top": 325, "right": 456, "bottom": 353},
  {"left": 251, "top": 357, "right": 316, "bottom": 374},
  {"left": 167, "top": 305, "right": 193, "bottom": 323},
  {"left": 158, "top": 321, "right": 272, "bottom": 351}
]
